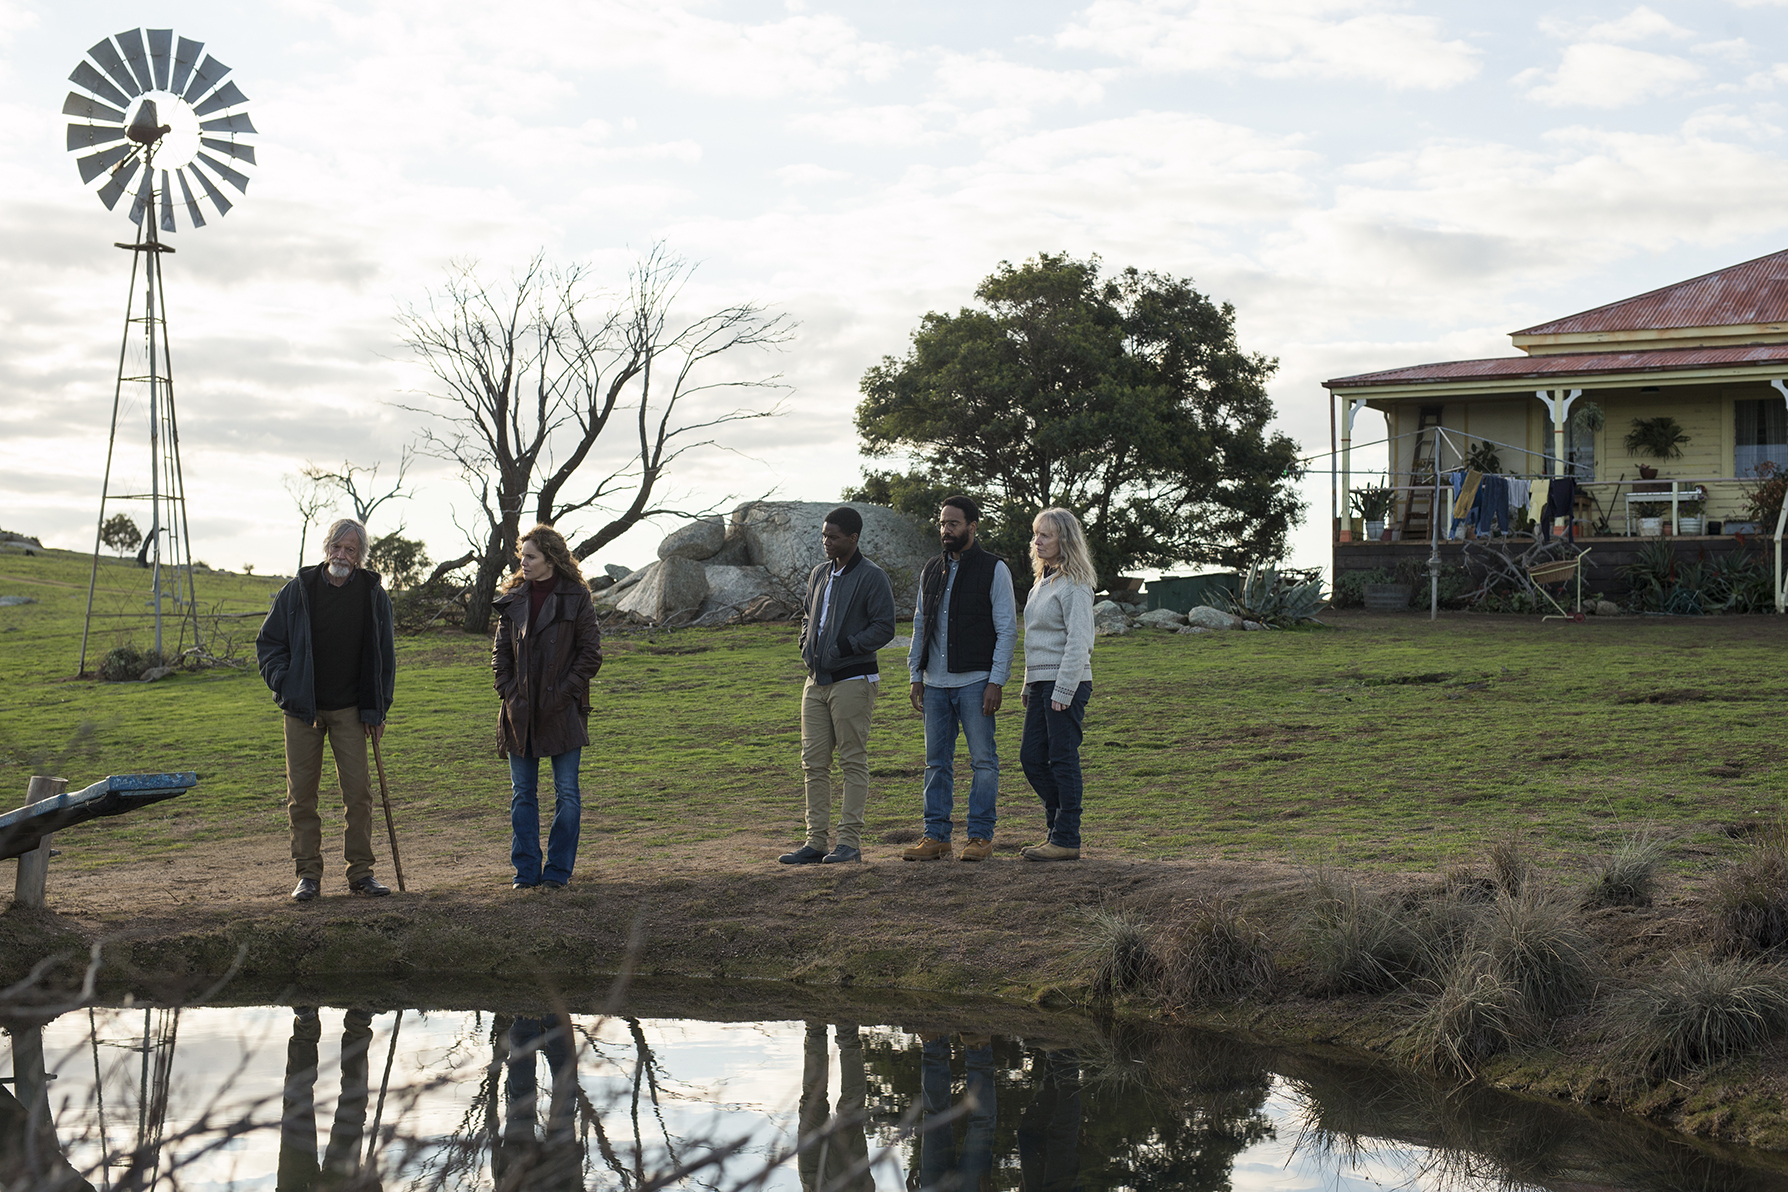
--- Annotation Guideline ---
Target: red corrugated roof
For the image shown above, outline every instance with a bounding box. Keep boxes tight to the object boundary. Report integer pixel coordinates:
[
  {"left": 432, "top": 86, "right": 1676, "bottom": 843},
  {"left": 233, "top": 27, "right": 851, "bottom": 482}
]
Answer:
[
  {"left": 1325, "top": 342, "right": 1788, "bottom": 389},
  {"left": 1513, "top": 248, "right": 1788, "bottom": 336}
]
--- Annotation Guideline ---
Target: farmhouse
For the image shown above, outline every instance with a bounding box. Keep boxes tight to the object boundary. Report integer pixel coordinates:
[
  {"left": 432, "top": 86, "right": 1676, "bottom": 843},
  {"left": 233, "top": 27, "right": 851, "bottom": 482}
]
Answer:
[{"left": 1326, "top": 249, "right": 1788, "bottom": 596}]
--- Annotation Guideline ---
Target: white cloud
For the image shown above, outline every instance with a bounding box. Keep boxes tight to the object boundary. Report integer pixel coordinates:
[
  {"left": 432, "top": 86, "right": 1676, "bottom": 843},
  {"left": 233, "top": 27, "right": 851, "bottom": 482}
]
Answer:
[
  {"left": 1056, "top": 0, "right": 1480, "bottom": 89},
  {"left": 932, "top": 53, "right": 1107, "bottom": 107},
  {"left": 1540, "top": 5, "right": 1694, "bottom": 43},
  {"left": 1519, "top": 43, "right": 1701, "bottom": 107}
]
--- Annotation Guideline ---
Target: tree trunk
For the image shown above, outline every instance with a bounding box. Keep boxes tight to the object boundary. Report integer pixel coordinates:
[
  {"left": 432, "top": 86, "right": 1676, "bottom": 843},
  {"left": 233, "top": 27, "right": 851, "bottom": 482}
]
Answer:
[{"left": 462, "top": 523, "right": 515, "bottom": 634}]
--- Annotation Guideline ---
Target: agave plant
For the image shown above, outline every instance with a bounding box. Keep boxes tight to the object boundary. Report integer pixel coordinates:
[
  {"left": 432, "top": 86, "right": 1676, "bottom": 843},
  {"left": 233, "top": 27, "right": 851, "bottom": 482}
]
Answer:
[{"left": 1220, "top": 562, "right": 1328, "bottom": 626}]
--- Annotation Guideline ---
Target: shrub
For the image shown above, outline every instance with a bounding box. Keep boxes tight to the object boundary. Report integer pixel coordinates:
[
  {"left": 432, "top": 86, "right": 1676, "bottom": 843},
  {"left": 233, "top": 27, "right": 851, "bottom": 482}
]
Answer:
[
  {"left": 1303, "top": 877, "right": 1425, "bottom": 995},
  {"left": 1162, "top": 899, "right": 1276, "bottom": 1002},
  {"left": 98, "top": 645, "right": 162, "bottom": 682},
  {"left": 1066, "top": 906, "right": 1161, "bottom": 996},
  {"left": 1711, "top": 841, "right": 1788, "bottom": 957},
  {"left": 1219, "top": 561, "right": 1327, "bottom": 626},
  {"left": 1482, "top": 887, "right": 1595, "bottom": 1018},
  {"left": 1584, "top": 830, "right": 1669, "bottom": 909},
  {"left": 1401, "top": 951, "right": 1524, "bottom": 1074},
  {"left": 1606, "top": 955, "right": 1788, "bottom": 1080}
]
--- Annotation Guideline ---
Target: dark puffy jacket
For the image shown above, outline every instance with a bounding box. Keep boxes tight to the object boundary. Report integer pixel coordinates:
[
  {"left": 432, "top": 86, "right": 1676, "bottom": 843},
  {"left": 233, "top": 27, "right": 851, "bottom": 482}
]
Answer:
[
  {"left": 255, "top": 566, "right": 396, "bottom": 725},
  {"left": 492, "top": 580, "right": 604, "bottom": 758}
]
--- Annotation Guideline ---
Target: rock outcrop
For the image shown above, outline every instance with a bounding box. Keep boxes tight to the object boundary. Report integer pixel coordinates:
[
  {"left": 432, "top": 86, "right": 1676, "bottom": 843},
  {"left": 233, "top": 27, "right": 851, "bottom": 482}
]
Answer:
[{"left": 596, "top": 500, "right": 932, "bottom": 626}]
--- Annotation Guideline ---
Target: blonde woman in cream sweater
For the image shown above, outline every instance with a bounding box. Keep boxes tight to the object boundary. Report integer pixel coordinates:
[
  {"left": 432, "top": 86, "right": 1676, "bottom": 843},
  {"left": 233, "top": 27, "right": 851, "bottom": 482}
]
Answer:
[{"left": 1019, "top": 507, "right": 1097, "bottom": 861}]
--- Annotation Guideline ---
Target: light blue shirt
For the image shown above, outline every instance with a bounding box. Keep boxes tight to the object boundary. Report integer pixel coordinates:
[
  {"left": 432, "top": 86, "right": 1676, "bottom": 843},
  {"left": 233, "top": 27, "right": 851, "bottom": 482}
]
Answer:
[{"left": 907, "top": 556, "right": 1016, "bottom": 689}]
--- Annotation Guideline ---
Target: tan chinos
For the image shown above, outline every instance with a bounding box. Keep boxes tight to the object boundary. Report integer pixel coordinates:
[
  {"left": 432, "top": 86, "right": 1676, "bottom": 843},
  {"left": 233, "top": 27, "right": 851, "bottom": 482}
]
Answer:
[
  {"left": 799, "top": 678, "right": 878, "bottom": 851},
  {"left": 284, "top": 707, "right": 376, "bottom": 882}
]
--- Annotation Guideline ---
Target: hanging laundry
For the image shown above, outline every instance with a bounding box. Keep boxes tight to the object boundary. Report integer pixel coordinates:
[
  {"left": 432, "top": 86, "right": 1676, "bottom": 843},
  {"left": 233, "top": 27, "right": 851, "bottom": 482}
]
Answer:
[{"left": 1540, "top": 477, "right": 1579, "bottom": 541}]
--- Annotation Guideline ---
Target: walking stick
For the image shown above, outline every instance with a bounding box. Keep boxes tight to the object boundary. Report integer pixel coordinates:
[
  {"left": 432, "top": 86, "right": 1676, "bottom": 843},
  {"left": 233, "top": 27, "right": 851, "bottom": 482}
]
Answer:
[{"left": 371, "top": 735, "right": 407, "bottom": 892}]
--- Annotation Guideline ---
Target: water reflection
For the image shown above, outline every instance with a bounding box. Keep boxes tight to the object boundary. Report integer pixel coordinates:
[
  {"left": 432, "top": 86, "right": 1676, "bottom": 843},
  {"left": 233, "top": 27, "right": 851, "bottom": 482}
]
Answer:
[{"left": 4, "top": 1000, "right": 1788, "bottom": 1192}]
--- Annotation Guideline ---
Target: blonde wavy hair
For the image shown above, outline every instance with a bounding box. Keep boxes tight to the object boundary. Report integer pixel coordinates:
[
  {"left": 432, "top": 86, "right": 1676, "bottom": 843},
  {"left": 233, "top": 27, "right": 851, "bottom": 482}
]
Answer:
[
  {"left": 499, "top": 523, "right": 590, "bottom": 595},
  {"left": 1029, "top": 507, "right": 1096, "bottom": 587}
]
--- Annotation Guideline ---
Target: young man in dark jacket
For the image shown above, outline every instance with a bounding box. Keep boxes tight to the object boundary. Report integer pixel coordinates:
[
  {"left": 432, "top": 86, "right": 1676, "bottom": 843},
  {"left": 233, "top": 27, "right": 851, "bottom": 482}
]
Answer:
[
  {"left": 256, "top": 518, "right": 397, "bottom": 901},
  {"left": 783, "top": 506, "right": 897, "bottom": 865}
]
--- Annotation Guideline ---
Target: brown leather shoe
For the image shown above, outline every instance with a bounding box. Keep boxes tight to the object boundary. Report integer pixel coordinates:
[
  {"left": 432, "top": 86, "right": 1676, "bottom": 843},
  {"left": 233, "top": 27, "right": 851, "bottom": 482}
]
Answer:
[
  {"left": 1022, "top": 842, "right": 1081, "bottom": 861},
  {"left": 959, "top": 838, "right": 993, "bottom": 862},
  {"left": 902, "top": 836, "right": 952, "bottom": 862}
]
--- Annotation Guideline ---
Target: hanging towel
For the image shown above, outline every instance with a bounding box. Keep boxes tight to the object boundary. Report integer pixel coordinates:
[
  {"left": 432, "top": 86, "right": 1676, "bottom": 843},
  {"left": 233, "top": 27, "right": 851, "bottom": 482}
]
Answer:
[
  {"left": 1451, "top": 469, "right": 1484, "bottom": 520},
  {"left": 1507, "top": 477, "right": 1531, "bottom": 517}
]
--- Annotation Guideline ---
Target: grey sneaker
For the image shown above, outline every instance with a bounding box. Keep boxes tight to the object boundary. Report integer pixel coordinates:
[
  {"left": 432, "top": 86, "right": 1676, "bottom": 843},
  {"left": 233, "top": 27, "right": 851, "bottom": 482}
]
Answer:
[{"left": 822, "top": 845, "right": 862, "bottom": 863}]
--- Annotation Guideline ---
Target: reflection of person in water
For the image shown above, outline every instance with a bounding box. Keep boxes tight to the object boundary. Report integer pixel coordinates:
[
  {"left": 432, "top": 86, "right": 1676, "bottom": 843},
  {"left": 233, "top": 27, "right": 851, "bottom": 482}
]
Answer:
[
  {"left": 493, "top": 1015, "right": 582, "bottom": 1192},
  {"left": 1016, "top": 1049, "right": 1081, "bottom": 1192},
  {"left": 799, "top": 1020, "right": 874, "bottom": 1192},
  {"left": 278, "top": 1006, "right": 379, "bottom": 1192},
  {"left": 911, "top": 1032, "right": 994, "bottom": 1192}
]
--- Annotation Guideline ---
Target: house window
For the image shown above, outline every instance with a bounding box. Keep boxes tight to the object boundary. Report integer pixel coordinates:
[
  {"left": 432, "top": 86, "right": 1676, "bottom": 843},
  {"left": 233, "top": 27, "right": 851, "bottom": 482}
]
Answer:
[
  {"left": 1735, "top": 398, "right": 1788, "bottom": 476},
  {"left": 1541, "top": 410, "right": 1596, "bottom": 481}
]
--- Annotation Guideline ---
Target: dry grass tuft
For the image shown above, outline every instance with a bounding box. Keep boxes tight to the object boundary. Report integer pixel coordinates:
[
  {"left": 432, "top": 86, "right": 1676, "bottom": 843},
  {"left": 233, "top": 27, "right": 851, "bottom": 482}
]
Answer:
[
  {"left": 1583, "top": 830, "right": 1669, "bottom": 909},
  {"left": 1400, "top": 951, "right": 1525, "bottom": 1075},
  {"left": 1605, "top": 954, "right": 1788, "bottom": 1080},
  {"left": 1711, "top": 840, "right": 1788, "bottom": 957},
  {"left": 1065, "top": 905, "right": 1162, "bottom": 996},
  {"left": 1160, "top": 898, "right": 1277, "bottom": 1002}
]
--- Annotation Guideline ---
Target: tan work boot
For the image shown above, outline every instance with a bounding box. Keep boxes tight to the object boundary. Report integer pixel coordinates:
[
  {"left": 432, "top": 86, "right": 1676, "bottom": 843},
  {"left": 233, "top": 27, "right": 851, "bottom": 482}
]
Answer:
[
  {"left": 959, "top": 837, "right": 993, "bottom": 862},
  {"left": 902, "top": 836, "right": 952, "bottom": 862},
  {"left": 1022, "top": 842, "right": 1081, "bottom": 861}
]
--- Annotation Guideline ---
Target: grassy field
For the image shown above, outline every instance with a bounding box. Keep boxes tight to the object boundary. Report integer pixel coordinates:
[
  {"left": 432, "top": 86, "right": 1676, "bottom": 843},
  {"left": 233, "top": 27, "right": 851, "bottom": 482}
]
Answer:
[{"left": 2, "top": 545, "right": 1784, "bottom": 877}]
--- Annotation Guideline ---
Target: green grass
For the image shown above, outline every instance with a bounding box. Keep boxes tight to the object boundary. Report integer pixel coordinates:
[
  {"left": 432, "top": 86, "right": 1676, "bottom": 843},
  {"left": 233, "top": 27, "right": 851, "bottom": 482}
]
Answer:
[{"left": 2, "top": 547, "right": 1786, "bottom": 871}]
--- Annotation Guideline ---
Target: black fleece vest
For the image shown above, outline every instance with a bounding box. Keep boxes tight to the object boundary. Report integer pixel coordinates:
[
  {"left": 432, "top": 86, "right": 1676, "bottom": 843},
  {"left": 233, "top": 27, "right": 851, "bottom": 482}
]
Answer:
[{"left": 917, "top": 544, "right": 1002, "bottom": 676}]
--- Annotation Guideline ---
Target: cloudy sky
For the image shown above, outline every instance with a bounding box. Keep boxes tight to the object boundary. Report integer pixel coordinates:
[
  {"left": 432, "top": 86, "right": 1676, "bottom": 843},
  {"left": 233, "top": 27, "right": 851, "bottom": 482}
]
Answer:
[{"left": 8, "top": 0, "right": 1788, "bottom": 581}]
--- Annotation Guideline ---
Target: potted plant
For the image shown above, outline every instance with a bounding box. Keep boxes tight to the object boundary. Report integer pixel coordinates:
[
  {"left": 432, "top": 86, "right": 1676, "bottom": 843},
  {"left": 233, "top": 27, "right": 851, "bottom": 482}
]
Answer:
[
  {"left": 1624, "top": 416, "right": 1690, "bottom": 479},
  {"left": 1678, "top": 486, "right": 1707, "bottom": 535},
  {"left": 1351, "top": 486, "right": 1396, "bottom": 541}
]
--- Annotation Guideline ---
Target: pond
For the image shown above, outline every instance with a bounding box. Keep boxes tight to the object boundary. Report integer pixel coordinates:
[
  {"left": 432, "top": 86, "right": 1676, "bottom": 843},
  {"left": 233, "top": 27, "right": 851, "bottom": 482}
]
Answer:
[{"left": 5, "top": 991, "right": 1788, "bottom": 1191}]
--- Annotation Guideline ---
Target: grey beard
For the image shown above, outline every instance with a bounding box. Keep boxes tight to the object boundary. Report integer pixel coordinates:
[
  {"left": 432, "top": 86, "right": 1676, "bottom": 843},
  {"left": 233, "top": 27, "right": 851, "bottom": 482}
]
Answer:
[{"left": 327, "top": 562, "right": 352, "bottom": 579}]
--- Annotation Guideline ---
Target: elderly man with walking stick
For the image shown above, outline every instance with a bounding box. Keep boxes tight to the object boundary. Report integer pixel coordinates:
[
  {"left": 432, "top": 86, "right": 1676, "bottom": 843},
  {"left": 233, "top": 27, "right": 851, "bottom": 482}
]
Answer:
[{"left": 257, "top": 517, "right": 399, "bottom": 901}]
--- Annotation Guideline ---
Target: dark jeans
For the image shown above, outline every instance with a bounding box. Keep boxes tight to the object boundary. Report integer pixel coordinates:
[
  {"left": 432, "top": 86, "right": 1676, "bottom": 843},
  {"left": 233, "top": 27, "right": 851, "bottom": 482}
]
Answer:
[
  {"left": 1020, "top": 682, "right": 1091, "bottom": 849},
  {"left": 509, "top": 749, "right": 581, "bottom": 886},
  {"left": 919, "top": 1035, "right": 995, "bottom": 1192}
]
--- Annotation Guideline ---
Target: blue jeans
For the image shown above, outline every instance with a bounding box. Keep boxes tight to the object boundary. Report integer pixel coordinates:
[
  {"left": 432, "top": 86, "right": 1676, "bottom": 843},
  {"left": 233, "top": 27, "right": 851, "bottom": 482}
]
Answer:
[
  {"left": 922, "top": 681, "right": 999, "bottom": 842},
  {"left": 510, "top": 749, "right": 581, "bottom": 886},
  {"left": 1020, "top": 682, "right": 1090, "bottom": 849}
]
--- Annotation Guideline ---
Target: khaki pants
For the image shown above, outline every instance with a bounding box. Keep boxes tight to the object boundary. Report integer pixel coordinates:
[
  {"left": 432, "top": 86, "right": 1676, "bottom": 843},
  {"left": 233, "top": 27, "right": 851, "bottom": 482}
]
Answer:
[
  {"left": 799, "top": 678, "right": 877, "bottom": 851},
  {"left": 284, "top": 708, "right": 375, "bottom": 882}
]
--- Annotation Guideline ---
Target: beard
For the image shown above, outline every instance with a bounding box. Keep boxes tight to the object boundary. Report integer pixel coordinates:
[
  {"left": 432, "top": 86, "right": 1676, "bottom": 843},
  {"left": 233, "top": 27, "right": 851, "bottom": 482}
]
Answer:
[{"left": 328, "top": 562, "right": 352, "bottom": 579}]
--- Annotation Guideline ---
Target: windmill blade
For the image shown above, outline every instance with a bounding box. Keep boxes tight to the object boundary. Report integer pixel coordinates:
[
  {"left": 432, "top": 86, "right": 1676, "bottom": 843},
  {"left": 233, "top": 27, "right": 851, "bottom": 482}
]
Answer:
[
  {"left": 195, "top": 151, "right": 249, "bottom": 193},
  {"left": 186, "top": 159, "right": 232, "bottom": 217},
  {"left": 87, "top": 38, "right": 142, "bottom": 99},
  {"left": 159, "top": 170, "right": 176, "bottom": 232},
  {"left": 70, "top": 61, "right": 131, "bottom": 109},
  {"left": 68, "top": 123, "right": 129, "bottom": 151},
  {"left": 128, "top": 168, "right": 154, "bottom": 225},
  {"left": 175, "top": 168, "right": 206, "bottom": 228},
  {"left": 96, "top": 156, "right": 141, "bottom": 210},
  {"left": 199, "top": 112, "right": 256, "bottom": 135},
  {"left": 182, "top": 54, "right": 230, "bottom": 103},
  {"left": 147, "top": 29, "right": 172, "bottom": 90},
  {"left": 64, "top": 91, "right": 127, "bottom": 123},
  {"left": 116, "top": 29, "right": 154, "bottom": 94},
  {"left": 192, "top": 80, "right": 249, "bottom": 118},
  {"left": 171, "top": 36, "right": 203, "bottom": 95},
  {"left": 78, "top": 143, "right": 136, "bottom": 184},
  {"left": 199, "top": 137, "right": 256, "bottom": 165}
]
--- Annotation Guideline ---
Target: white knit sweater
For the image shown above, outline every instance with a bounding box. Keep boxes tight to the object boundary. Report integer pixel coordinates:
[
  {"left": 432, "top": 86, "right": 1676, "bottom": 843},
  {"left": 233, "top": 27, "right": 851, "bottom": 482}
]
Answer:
[{"left": 1021, "top": 571, "right": 1095, "bottom": 705}]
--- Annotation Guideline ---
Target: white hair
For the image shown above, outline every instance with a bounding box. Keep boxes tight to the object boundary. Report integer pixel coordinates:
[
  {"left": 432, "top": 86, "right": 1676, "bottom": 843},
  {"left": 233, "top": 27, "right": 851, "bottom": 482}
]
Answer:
[{"left": 322, "top": 518, "right": 369, "bottom": 566}]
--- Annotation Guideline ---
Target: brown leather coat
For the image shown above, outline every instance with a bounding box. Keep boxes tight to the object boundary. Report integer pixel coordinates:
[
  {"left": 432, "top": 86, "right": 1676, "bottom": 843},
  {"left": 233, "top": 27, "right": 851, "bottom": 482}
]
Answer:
[{"left": 492, "top": 579, "right": 604, "bottom": 758}]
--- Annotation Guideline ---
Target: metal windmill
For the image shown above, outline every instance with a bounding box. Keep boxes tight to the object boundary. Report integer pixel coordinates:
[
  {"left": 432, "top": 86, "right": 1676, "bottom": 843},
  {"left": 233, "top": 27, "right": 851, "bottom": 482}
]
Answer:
[{"left": 66, "top": 28, "right": 256, "bottom": 674}]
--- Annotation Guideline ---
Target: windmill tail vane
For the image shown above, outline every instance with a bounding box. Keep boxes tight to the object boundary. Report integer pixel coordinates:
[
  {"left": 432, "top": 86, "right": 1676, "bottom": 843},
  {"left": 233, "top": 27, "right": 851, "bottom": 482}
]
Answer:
[{"left": 64, "top": 27, "right": 256, "bottom": 233}]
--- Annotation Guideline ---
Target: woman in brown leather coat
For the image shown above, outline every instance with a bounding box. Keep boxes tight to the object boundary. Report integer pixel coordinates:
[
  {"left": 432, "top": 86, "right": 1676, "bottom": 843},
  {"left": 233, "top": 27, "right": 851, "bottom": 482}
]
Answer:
[{"left": 491, "top": 524, "right": 603, "bottom": 889}]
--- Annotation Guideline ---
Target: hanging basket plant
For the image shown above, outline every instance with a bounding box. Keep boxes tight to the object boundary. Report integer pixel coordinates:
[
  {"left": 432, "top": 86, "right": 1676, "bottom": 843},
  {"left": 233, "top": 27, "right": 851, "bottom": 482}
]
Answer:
[{"left": 1624, "top": 416, "right": 1690, "bottom": 461}]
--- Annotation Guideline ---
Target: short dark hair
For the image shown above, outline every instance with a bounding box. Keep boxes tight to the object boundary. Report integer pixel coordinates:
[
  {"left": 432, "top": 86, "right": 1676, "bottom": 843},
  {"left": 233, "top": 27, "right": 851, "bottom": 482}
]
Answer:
[
  {"left": 940, "top": 494, "right": 980, "bottom": 524},
  {"left": 824, "top": 506, "right": 863, "bottom": 537}
]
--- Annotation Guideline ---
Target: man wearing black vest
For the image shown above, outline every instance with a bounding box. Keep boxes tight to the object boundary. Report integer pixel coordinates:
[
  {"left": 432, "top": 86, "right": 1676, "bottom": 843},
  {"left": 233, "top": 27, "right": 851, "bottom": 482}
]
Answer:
[
  {"left": 257, "top": 518, "right": 397, "bottom": 902},
  {"left": 903, "top": 495, "right": 1018, "bottom": 862}
]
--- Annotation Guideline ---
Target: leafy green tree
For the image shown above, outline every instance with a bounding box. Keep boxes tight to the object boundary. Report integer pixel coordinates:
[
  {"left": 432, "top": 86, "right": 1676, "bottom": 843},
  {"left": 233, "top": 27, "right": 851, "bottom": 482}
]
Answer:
[
  {"left": 367, "top": 531, "right": 431, "bottom": 590},
  {"left": 99, "top": 513, "right": 141, "bottom": 558},
  {"left": 852, "top": 252, "right": 1303, "bottom": 583}
]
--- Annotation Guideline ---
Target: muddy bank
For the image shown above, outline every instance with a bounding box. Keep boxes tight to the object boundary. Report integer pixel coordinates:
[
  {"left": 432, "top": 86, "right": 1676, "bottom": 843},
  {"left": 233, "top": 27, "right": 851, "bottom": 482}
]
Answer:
[{"left": 5, "top": 848, "right": 1788, "bottom": 1155}]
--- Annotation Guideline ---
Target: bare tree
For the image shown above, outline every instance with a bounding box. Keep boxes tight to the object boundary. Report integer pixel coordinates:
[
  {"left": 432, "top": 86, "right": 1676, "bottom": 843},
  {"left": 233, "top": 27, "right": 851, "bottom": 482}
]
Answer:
[
  {"left": 399, "top": 246, "right": 792, "bottom": 633},
  {"left": 282, "top": 472, "right": 335, "bottom": 574},
  {"left": 301, "top": 451, "right": 414, "bottom": 530}
]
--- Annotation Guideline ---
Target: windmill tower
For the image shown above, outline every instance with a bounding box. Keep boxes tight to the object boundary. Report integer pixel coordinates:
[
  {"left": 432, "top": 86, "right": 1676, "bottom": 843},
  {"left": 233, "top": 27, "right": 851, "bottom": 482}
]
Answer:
[{"left": 64, "top": 29, "right": 256, "bottom": 674}]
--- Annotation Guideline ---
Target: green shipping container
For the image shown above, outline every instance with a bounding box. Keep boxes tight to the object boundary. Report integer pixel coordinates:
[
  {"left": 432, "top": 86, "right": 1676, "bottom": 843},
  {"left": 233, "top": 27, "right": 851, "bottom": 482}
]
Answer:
[{"left": 1144, "top": 573, "right": 1239, "bottom": 614}]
